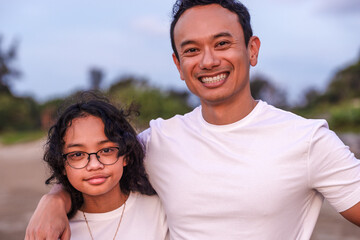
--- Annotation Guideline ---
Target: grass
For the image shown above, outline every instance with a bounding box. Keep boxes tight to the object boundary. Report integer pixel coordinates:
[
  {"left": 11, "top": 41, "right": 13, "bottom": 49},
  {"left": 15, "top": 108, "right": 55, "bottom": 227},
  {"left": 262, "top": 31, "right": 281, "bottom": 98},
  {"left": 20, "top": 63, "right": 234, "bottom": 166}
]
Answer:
[{"left": 0, "top": 130, "right": 46, "bottom": 145}]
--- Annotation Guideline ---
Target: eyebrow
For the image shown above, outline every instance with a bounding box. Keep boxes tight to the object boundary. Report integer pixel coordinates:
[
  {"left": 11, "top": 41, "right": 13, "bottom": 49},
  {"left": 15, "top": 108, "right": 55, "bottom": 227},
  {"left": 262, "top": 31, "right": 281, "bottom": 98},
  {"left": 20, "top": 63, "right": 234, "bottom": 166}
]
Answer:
[
  {"left": 180, "top": 32, "right": 233, "bottom": 49},
  {"left": 213, "top": 32, "right": 233, "bottom": 39},
  {"left": 180, "top": 40, "right": 197, "bottom": 49},
  {"left": 65, "top": 143, "right": 84, "bottom": 149},
  {"left": 65, "top": 140, "right": 112, "bottom": 149}
]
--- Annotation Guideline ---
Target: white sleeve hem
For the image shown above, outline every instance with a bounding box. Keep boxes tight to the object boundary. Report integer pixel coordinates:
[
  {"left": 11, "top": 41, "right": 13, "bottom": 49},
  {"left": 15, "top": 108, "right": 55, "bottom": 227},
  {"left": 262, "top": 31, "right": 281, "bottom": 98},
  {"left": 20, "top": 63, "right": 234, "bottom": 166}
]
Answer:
[{"left": 332, "top": 187, "right": 360, "bottom": 212}]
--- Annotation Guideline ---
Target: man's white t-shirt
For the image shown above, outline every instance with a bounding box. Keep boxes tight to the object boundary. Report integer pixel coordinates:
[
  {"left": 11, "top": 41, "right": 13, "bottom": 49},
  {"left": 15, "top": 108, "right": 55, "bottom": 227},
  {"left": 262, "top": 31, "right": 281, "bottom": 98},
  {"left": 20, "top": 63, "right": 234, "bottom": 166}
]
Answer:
[
  {"left": 69, "top": 192, "right": 169, "bottom": 240},
  {"left": 140, "top": 100, "right": 360, "bottom": 240}
]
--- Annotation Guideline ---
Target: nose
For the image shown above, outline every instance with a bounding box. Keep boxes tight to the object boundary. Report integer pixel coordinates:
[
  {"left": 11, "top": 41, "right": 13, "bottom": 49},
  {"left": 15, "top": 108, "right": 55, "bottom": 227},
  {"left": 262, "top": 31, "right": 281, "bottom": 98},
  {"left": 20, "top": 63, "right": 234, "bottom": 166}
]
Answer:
[
  {"left": 86, "top": 154, "right": 104, "bottom": 170},
  {"left": 199, "top": 47, "right": 220, "bottom": 70}
]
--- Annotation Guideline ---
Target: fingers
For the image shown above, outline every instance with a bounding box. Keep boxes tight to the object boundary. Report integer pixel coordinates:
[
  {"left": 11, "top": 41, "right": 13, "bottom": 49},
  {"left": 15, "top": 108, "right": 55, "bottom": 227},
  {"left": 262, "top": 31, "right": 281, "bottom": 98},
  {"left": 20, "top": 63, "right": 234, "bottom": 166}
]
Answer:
[
  {"left": 24, "top": 192, "right": 71, "bottom": 240},
  {"left": 25, "top": 224, "right": 64, "bottom": 240},
  {"left": 59, "top": 223, "right": 71, "bottom": 240}
]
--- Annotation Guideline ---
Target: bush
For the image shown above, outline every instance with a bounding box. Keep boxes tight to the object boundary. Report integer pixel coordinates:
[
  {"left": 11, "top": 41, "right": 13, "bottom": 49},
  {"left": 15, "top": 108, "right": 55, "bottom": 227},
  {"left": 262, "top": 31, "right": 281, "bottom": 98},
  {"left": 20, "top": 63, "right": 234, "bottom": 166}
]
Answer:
[
  {"left": 0, "top": 94, "right": 41, "bottom": 132},
  {"left": 108, "top": 76, "right": 192, "bottom": 128},
  {"left": 329, "top": 106, "right": 360, "bottom": 132}
]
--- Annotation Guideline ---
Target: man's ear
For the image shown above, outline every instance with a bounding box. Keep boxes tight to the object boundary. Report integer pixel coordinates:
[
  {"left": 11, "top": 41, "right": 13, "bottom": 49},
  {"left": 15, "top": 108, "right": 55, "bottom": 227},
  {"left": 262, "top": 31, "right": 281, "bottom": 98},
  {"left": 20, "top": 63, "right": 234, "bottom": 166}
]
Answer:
[
  {"left": 172, "top": 53, "right": 185, "bottom": 80},
  {"left": 248, "top": 36, "right": 261, "bottom": 67}
]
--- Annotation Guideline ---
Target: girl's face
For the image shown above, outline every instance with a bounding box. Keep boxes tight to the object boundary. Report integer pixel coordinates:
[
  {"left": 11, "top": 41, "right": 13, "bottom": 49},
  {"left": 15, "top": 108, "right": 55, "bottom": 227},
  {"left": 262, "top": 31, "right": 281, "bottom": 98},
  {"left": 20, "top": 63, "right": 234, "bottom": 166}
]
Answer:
[{"left": 63, "top": 115, "right": 126, "bottom": 206}]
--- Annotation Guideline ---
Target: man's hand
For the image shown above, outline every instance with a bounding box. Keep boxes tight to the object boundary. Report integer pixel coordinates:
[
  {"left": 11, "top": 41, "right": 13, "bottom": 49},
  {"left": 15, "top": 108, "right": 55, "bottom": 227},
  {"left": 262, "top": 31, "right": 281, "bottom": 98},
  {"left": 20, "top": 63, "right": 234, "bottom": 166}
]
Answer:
[{"left": 25, "top": 185, "right": 71, "bottom": 240}]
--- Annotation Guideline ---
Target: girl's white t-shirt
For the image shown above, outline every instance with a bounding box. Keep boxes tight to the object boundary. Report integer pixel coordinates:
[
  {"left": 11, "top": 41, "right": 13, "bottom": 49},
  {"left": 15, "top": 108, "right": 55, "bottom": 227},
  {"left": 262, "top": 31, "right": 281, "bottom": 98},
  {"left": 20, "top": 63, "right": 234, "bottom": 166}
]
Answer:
[{"left": 69, "top": 192, "right": 169, "bottom": 240}]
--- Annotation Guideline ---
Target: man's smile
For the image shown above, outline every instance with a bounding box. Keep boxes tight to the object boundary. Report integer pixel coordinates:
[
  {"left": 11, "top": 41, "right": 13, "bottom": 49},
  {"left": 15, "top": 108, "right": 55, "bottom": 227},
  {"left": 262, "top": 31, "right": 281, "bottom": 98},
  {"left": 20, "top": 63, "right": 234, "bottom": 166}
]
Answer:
[{"left": 200, "top": 73, "right": 228, "bottom": 84}]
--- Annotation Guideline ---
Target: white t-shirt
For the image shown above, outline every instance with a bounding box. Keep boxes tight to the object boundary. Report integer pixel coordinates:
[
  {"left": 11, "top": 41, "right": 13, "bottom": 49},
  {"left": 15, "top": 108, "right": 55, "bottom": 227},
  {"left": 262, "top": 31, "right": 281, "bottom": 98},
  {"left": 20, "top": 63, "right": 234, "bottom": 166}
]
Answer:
[
  {"left": 140, "top": 100, "right": 360, "bottom": 240},
  {"left": 69, "top": 192, "right": 169, "bottom": 240}
]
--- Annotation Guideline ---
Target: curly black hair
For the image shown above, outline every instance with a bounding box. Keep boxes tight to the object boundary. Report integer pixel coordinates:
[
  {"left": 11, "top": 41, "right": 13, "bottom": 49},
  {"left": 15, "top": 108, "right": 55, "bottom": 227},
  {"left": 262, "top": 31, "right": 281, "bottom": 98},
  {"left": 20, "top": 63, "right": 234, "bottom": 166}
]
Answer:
[
  {"left": 44, "top": 92, "right": 155, "bottom": 218},
  {"left": 170, "top": 0, "right": 253, "bottom": 61}
]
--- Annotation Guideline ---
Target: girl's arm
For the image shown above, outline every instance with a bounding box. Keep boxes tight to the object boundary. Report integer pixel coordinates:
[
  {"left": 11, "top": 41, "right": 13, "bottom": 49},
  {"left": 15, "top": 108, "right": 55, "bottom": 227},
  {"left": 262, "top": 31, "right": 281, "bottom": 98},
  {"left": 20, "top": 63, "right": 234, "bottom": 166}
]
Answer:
[{"left": 25, "top": 184, "right": 72, "bottom": 240}]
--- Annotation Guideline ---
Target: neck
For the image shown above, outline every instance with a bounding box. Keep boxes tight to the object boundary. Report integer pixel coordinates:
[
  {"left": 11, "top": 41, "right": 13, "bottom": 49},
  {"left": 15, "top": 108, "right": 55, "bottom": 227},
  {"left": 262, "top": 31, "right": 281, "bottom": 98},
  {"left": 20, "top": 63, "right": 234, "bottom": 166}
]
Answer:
[
  {"left": 201, "top": 95, "right": 257, "bottom": 125},
  {"left": 81, "top": 185, "right": 128, "bottom": 213}
]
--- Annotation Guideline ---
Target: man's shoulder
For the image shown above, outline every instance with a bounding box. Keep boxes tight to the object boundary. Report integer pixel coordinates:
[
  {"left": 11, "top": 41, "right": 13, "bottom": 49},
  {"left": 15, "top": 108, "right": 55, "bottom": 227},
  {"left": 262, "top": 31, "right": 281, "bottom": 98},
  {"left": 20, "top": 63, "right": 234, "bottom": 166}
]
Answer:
[
  {"left": 138, "top": 107, "right": 199, "bottom": 145},
  {"left": 258, "top": 101, "right": 328, "bottom": 130},
  {"left": 149, "top": 106, "right": 199, "bottom": 129}
]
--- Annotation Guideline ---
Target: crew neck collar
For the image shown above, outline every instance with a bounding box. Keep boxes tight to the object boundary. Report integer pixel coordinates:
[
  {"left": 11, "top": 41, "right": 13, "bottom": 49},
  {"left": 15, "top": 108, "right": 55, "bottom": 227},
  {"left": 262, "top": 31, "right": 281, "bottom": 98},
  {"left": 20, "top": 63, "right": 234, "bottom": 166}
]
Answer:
[
  {"left": 72, "top": 192, "right": 136, "bottom": 221},
  {"left": 198, "top": 100, "right": 264, "bottom": 131}
]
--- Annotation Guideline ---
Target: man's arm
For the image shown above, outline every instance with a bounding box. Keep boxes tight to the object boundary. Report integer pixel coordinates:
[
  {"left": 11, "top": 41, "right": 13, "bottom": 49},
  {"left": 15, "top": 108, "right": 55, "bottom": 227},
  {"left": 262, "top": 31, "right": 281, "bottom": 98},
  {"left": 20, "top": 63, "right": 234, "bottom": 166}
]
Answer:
[
  {"left": 25, "top": 184, "right": 72, "bottom": 240},
  {"left": 340, "top": 201, "right": 360, "bottom": 227}
]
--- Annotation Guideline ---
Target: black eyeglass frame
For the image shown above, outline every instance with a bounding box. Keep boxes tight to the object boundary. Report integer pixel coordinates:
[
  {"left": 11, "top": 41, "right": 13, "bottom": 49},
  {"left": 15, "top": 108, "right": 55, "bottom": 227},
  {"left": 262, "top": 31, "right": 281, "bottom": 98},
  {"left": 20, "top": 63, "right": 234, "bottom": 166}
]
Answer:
[{"left": 63, "top": 147, "right": 121, "bottom": 169}]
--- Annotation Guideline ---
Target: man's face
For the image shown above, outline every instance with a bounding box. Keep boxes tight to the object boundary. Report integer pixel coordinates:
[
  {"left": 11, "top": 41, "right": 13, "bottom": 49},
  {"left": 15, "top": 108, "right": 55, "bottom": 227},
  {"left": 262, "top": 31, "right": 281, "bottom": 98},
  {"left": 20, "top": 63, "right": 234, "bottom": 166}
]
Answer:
[{"left": 172, "top": 4, "right": 260, "bottom": 107}]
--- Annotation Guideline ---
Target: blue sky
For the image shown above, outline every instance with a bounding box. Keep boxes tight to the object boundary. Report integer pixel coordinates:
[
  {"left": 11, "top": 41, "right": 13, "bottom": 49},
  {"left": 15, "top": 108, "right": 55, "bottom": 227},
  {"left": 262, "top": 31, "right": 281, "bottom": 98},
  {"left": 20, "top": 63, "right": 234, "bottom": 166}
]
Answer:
[{"left": 1, "top": 0, "right": 360, "bottom": 104}]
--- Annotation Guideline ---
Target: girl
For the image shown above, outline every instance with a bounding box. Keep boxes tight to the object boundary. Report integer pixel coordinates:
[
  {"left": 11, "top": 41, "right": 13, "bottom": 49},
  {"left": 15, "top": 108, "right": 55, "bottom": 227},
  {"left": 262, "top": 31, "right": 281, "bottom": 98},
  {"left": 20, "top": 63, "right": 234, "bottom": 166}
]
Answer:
[{"left": 44, "top": 94, "right": 169, "bottom": 239}]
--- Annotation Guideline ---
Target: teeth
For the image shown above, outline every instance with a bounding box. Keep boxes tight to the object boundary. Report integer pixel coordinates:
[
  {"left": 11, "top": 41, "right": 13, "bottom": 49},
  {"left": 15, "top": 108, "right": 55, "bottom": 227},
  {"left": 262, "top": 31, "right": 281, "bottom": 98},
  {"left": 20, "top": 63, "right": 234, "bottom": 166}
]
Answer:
[{"left": 201, "top": 73, "right": 227, "bottom": 83}]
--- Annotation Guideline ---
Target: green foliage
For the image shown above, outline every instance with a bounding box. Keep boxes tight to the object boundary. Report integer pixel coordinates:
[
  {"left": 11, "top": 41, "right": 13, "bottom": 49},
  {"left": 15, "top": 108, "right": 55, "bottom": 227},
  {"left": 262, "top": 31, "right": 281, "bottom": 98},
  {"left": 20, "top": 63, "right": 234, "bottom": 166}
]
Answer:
[
  {"left": 323, "top": 60, "right": 360, "bottom": 103},
  {"left": 0, "top": 72, "right": 193, "bottom": 134},
  {"left": 0, "top": 93, "right": 41, "bottom": 132},
  {"left": 295, "top": 57, "right": 360, "bottom": 132},
  {"left": 250, "top": 75, "right": 288, "bottom": 109},
  {"left": 40, "top": 98, "right": 65, "bottom": 111},
  {"left": 108, "top": 76, "right": 192, "bottom": 128},
  {"left": 0, "top": 36, "right": 21, "bottom": 94},
  {"left": 328, "top": 101, "right": 360, "bottom": 132},
  {"left": 0, "top": 130, "right": 45, "bottom": 145},
  {"left": 38, "top": 97, "right": 67, "bottom": 130},
  {"left": 0, "top": 35, "right": 40, "bottom": 134},
  {"left": 300, "top": 58, "right": 360, "bottom": 107}
]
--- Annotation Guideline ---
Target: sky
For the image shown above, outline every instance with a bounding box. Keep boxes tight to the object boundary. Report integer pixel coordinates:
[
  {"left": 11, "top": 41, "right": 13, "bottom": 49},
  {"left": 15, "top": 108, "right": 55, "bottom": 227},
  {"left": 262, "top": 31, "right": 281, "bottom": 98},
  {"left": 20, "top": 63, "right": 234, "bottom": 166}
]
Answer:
[{"left": 1, "top": 0, "right": 360, "bottom": 104}]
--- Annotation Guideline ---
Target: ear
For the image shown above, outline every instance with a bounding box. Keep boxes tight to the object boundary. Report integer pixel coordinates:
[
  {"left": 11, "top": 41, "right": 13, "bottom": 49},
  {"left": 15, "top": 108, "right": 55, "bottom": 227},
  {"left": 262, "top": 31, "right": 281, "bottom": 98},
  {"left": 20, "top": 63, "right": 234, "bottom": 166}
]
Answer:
[
  {"left": 122, "top": 156, "right": 127, "bottom": 167},
  {"left": 172, "top": 53, "right": 185, "bottom": 80},
  {"left": 248, "top": 36, "right": 261, "bottom": 67}
]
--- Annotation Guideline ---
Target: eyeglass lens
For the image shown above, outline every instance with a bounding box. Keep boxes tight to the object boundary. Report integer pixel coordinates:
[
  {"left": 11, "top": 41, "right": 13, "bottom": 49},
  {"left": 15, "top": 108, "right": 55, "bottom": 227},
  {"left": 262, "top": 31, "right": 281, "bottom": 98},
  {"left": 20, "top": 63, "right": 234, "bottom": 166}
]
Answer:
[{"left": 65, "top": 147, "right": 120, "bottom": 169}]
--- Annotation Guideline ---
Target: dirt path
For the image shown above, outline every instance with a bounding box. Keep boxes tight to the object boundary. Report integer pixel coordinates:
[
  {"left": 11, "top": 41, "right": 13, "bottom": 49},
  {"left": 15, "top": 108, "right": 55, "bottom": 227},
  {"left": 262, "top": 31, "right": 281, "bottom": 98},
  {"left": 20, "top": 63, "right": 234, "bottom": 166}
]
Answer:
[
  {"left": 0, "top": 139, "right": 50, "bottom": 239},
  {"left": 0, "top": 136, "right": 359, "bottom": 239}
]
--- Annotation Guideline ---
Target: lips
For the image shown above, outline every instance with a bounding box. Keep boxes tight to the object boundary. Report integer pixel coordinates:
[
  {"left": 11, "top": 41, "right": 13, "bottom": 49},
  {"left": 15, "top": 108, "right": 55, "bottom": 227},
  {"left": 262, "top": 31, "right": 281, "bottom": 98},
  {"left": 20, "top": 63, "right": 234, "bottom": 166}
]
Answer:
[{"left": 84, "top": 175, "right": 109, "bottom": 185}]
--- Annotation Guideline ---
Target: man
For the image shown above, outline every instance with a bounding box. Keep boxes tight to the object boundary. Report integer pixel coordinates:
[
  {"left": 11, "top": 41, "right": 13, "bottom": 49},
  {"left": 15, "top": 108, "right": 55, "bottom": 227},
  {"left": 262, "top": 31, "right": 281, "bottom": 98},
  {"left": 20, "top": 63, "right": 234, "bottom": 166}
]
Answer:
[{"left": 26, "top": 0, "right": 360, "bottom": 239}]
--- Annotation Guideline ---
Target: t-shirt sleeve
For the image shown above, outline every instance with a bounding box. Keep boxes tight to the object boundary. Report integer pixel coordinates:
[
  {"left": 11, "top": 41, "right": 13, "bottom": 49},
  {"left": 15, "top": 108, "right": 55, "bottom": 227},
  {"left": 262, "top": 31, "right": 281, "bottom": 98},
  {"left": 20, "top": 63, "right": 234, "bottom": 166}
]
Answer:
[
  {"left": 138, "top": 128, "right": 151, "bottom": 151},
  {"left": 308, "top": 123, "right": 360, "bottom": 212}
]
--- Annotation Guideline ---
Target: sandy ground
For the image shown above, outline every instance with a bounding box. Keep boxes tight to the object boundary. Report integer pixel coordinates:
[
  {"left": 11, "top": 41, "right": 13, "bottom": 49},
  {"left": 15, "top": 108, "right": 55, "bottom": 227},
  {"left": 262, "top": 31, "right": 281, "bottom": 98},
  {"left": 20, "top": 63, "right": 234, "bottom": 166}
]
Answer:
[{"left": 0, "top": 136, "right": 360, "bottom": 240}]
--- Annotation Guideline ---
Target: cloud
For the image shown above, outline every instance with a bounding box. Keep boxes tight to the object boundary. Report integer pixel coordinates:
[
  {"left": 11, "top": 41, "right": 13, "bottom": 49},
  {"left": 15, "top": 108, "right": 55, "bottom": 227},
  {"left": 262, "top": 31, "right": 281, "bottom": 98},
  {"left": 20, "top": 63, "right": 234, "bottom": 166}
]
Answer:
[
  {"left": 319, "top": 0, "right": 360, "bottom": 15},
  {"left": 132, "top": 15, "right": 169, "bottom": 36},
  {"left": 266, "top": 0, "right": 360, "bottom": 14}
]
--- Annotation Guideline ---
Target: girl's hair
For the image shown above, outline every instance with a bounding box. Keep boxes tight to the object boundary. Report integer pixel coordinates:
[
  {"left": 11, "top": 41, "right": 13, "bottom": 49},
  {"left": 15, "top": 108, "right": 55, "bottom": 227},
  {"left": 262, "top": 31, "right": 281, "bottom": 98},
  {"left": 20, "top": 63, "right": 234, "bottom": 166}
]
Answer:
[{"left": 44, "top": 92, "right": 155, "bottom": 218}]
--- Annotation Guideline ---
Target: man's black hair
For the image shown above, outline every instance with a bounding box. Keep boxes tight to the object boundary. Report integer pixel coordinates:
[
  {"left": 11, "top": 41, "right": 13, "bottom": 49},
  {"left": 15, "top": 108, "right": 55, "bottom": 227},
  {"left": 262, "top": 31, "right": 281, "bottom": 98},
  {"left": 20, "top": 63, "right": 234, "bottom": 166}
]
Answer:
[{"left": 170, "top": 0, "right": 253, "bottom": 60}]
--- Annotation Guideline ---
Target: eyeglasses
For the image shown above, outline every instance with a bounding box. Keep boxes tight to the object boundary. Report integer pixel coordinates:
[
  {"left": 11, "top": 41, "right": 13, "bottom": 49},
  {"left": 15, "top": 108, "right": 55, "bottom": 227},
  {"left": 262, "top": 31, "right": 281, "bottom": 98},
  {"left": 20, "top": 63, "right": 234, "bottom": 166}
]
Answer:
[{"left": 63, "top": 147, "right": 120, "bottom": 169}]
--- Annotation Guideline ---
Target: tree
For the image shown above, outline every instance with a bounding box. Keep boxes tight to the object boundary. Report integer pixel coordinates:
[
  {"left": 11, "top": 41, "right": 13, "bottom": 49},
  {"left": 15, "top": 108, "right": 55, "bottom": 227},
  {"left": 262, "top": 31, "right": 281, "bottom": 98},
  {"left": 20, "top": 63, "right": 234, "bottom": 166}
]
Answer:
[
  {"left": 0, "top": 35, "right": 43, "bottom": 133},
  {"left": 0, "top": 94, "right": 40, "bottom": 132},
  {"left": 88, "top": 67, "right": 104, "bottom": 91},
  {"left": 108, "top": 75, "right": 192, "bottom": 128},
  {"left": 301, "top": 87, "right": 322, "bottom": 108},
  {"left": 0, "top": 35, "right": 21, "bottom": 95},
  {"left": 250, "top": 74, "right": 288, "bottom": 109},
  {"left": 323, "top": 58, "right": 360, "bottom": 103}
]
